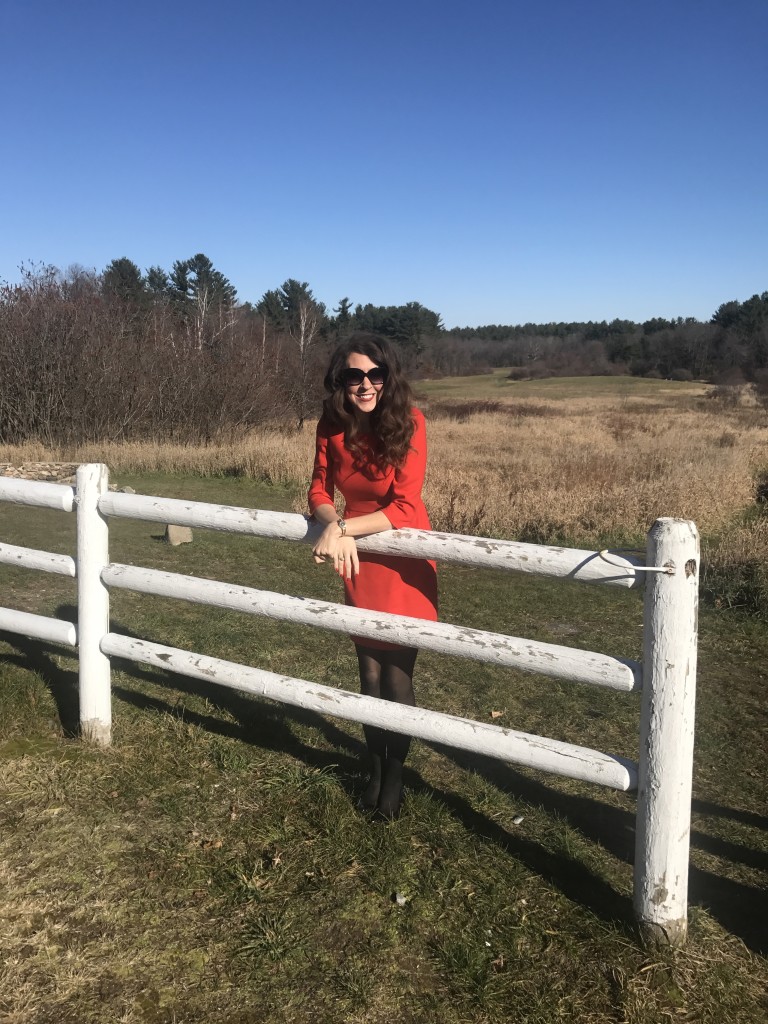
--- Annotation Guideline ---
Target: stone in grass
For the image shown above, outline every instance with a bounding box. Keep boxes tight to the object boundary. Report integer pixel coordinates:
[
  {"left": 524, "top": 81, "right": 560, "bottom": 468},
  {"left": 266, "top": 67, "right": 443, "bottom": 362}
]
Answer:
[{"left": 165, "top": 524, "right": 193, "bottom": 546}]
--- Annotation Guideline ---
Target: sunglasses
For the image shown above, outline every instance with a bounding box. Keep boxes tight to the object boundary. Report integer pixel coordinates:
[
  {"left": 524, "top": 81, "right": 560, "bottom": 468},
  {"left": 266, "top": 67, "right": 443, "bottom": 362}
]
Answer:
[{"left": 340, "top": 365, "right": 388, "bottom": 388}]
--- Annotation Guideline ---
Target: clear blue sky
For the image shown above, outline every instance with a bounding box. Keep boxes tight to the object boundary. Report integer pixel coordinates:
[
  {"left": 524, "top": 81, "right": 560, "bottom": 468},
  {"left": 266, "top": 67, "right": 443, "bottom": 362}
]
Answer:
[{"left": 2, "top": 0, "right": 765, "bottom": 327}]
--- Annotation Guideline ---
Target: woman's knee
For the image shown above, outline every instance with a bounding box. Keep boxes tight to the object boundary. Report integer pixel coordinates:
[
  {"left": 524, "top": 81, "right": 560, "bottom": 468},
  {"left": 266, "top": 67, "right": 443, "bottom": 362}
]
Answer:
[{"left": 355, "top": 646, "right": 383, "bottom": 696}]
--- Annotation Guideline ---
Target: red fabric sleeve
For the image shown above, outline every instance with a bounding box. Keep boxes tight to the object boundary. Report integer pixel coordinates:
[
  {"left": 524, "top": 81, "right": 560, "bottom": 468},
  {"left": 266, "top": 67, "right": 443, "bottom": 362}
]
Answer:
[
  {"left": 381, "top": 410, "right": 428, "bottom": 529},
  {"left": 307, "top": 419, "right": 335, "bottom": 513}
]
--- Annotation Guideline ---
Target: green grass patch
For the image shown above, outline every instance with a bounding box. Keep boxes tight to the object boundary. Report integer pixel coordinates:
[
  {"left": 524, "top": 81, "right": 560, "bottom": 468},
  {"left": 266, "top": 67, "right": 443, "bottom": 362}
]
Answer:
[
  {"left": 0, "top": 474, "right": 766, "bottom": 1022},
  {"left": 415, "top": 372, "right": 705, "bottom": 402}
]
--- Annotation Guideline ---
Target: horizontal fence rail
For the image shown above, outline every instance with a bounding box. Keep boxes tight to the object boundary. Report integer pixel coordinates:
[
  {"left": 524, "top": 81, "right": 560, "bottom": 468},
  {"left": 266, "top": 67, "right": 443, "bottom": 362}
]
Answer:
[
  {"left": 99, "top": 492, "right": 643, "bottom": 588},
  {"left": 0, "top": 606, "right": 77, "bottom": 646},
  {"left": 101, "top": 563, "right": 642, "bottom": 692},
  {"left": 101, "top": 634, "right": 639, "bottom": 791},
  {"left": 0, "top": 542, "right": 76, "bottom": 577},
  {"left": 0, "top": 477, "right": 74, "bottom": 512}
]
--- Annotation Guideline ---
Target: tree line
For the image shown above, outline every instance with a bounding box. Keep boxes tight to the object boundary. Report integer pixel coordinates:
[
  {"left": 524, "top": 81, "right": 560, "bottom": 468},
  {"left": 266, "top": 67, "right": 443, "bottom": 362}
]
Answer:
[
  {"left": 0, "top": 253, "right": 764, "bottom": 445},
  {"left": 436, "top": 295, "right": 768, "bottom": 384},
  {"left": 0, "top": 256, "right": 443, "bottom": 444}
]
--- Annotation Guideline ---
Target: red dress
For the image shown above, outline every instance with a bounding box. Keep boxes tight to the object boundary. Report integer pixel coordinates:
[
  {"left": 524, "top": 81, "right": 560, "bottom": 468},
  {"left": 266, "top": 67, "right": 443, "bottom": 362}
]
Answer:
[{"left": 308, "top": 408, "right": 438, "bottom": 650}]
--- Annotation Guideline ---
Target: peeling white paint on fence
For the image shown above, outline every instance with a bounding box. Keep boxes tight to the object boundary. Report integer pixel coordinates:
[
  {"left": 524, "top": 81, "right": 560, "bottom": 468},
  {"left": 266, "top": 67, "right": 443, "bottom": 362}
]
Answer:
[
  {"left": 0, "top": 542, "right": 76, "bottom": 577},
  {"left": 634, "top": 518, "right": 699, "bottom": 947},
  {"left": 100, "top": 633, "right": 639, "bottom": 790},
  {"left": 99, "top": 492, "right": 643, "bottom": 588},
  {"left": 0, "top": 466, "right": 699, "bottom": 946},
  {"left": 101, "top": 563, "right": 642, "bottom": 691}
]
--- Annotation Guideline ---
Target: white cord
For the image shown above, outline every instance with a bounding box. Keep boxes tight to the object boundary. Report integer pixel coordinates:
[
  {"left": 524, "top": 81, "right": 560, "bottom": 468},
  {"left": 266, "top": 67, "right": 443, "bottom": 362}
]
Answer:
[{"left": 598, "top": 549, "right": 674, "bottom": 574}]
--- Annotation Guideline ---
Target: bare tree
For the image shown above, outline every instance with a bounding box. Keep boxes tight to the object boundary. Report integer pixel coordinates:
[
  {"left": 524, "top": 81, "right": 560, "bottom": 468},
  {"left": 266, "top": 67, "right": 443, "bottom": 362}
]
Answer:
[
  {"left": 258, "top": 280, "right": 327, "bottom": 427},
  {"left": 289, "top": 297, "right": 322, "bottom": 427}
]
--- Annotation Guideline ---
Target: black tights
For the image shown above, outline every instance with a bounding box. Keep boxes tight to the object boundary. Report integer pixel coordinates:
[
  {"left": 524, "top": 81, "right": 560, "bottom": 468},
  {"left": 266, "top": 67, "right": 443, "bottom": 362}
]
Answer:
[{"left": 355, "top": 644, "right": 418, "bottom": 819}]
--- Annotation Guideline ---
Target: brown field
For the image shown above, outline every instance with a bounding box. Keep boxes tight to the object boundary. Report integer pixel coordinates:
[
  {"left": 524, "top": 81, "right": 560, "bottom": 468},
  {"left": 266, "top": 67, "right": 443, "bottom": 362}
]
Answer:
[
  {"left": 1, "top": 377, "right": 766, "bottom": 603},
  {"left": 0, "top": 378, "right": 763, "bottom": 541}
]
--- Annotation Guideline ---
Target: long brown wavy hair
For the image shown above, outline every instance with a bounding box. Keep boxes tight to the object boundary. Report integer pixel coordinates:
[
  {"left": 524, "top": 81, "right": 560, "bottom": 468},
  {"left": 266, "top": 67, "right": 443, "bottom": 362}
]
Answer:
[{"left": 322, "top": 332, "right": 415, "bottom": 468}]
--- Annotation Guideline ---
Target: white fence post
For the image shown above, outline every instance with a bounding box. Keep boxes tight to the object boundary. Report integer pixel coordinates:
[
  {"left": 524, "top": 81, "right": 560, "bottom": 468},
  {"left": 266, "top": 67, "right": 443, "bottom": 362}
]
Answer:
[
  {"left": 634, "top": 518, "right": 699, "bottom": 946},
  {"left": 76, "top": 464, "right": 111, "bottom": 745}
]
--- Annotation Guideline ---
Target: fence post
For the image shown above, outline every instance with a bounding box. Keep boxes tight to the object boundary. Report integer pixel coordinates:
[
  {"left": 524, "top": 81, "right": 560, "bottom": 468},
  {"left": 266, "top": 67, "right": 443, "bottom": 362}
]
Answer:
[
  {"left": 634, "top": 517, "right": 699, "bottom": 946},
  {"left": 76, "top": 463, "right": 111, "bottom": 745}
]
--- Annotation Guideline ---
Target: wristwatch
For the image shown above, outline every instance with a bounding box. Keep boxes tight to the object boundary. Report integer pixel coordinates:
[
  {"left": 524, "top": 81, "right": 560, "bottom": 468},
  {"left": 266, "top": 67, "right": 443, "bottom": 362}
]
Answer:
[{"left": 337, "top": 517, "right": 347, "bottom": 536}]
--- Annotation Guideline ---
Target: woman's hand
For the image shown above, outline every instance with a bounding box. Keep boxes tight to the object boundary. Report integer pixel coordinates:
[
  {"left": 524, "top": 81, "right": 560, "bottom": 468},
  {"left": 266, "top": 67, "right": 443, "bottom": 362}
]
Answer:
[{"left": 312, "top": 523, "right": 360, "bottom": 580}]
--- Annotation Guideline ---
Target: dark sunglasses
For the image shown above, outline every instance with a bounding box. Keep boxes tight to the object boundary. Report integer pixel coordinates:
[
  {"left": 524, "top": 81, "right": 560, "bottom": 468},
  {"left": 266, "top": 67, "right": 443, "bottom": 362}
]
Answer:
[{"left": 340, "top": 365, "right": 388, "bottom": 388}]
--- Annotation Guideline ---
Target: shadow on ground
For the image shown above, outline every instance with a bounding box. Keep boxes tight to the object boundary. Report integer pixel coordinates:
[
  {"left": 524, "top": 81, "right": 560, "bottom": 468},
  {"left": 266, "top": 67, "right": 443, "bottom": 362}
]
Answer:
[
  {"left": 433, "top": 744, "right": 768, "bottom": 955},
  {"left": 1, "top": 613, "right": 765, "bottom": 955}
]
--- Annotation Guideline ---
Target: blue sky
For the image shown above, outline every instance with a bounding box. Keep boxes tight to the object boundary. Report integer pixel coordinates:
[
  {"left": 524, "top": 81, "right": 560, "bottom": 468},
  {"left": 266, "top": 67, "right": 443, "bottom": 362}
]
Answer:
[{"left": 1, "top": 0, "right": 765, "bottom": 327}]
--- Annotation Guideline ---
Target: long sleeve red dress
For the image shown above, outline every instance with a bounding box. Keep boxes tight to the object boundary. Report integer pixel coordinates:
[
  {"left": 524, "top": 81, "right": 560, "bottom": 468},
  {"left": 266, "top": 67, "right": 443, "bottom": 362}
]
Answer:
[{"left": 307, "top": 408, "right": 438, "bottom": 650}]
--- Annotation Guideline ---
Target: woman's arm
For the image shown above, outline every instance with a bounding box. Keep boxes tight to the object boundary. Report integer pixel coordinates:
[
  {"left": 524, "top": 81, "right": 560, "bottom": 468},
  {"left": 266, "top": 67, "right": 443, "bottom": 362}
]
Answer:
[
  {"left": 311, "top": 506, "right": 392, "bottom": 579},
  {"left": 379, "top": 409, "right": 428, "bottom": 529},
  {"left": 309, "top": 411, "right": 428, "bottom": 578},
  {"left": 314, "top": 506, "right": 392, "bottom": 537}
]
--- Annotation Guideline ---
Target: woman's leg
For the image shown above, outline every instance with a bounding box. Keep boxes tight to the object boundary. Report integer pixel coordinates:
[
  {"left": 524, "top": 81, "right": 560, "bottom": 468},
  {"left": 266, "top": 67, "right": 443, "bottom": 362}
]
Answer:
[
  {"left": 377, "top": 646, "right": 418, "bottom": 819},
  {"left": 355, "top": 645, "right": 385, "bottom": 811},
  {"left": 354, "top": 644, "right": 419, "bottom": 818}
]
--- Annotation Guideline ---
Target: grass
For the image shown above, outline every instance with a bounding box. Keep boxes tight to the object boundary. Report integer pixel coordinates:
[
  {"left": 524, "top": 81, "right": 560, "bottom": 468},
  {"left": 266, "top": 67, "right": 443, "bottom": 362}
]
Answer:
[
  {"left": 1, "top": 467, "right": 767, "bottom": 1023},
  {"left": 414, "top": 369, "right": 708, "bottom": 402},
  {"left": 0, "top": 377, "right": 763, "bottom": 551}
]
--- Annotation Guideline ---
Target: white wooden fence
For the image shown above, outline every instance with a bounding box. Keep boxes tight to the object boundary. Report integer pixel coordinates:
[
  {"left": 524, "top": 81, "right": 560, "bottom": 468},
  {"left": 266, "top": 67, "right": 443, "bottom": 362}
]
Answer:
[{"left": 0, "top": 464, "right": 699, "bottom": 947}]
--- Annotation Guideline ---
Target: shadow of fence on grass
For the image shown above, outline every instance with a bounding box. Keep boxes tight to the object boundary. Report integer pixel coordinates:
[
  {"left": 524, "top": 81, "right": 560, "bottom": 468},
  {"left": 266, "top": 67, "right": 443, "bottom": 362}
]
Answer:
[
  {"left": 434, "top": 744, "right": 768, "bottom": 955},
  {"left": 1, "top": 614, "right": 765, "bottom": 955},
  {"left": 0, "top": 628, "right": 80, "bottom": 737},
  {"left": 109, "top": 660, "right": 640, "bottom": 937}
]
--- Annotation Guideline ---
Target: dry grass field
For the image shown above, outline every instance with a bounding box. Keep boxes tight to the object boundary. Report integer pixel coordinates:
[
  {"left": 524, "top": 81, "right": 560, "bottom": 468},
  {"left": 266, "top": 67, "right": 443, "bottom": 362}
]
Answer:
[{"left": 2, "top": 375, "right": 765, "bottom": 611}]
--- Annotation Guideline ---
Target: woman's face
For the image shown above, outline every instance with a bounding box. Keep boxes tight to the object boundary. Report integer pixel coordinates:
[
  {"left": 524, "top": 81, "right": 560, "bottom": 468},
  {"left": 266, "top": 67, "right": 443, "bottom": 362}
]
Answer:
[{"left": 343, "top": 351, "right": 385, "bottom": 415}]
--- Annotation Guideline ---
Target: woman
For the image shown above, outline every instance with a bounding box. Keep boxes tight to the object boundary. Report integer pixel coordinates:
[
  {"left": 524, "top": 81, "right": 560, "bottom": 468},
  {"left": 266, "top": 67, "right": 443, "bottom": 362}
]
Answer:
[{"left": 308, "top": 332, "right": 437, "bottom": 820}]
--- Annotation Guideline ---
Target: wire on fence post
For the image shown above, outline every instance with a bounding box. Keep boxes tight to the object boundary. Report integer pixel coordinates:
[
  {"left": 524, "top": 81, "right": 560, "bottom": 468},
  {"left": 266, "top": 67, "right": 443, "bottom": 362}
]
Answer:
[
  {"left": 598, "top": 549, "right": 673, "bottom": 574},
  {"left": 634, "top": 517, "right": 699, "bottom": 947},
  {"left": 76, "top": 463, "right": 112, "bottom": 745}
]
